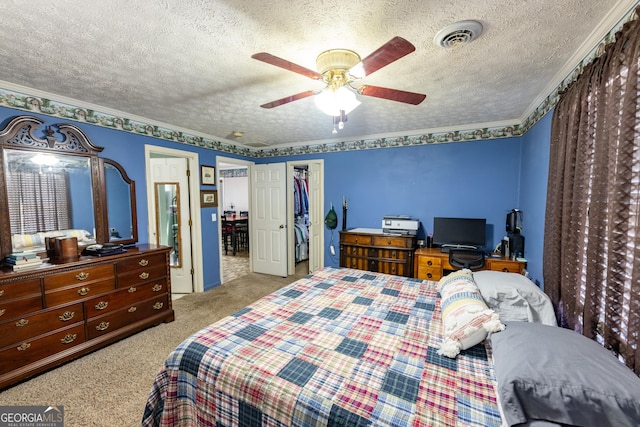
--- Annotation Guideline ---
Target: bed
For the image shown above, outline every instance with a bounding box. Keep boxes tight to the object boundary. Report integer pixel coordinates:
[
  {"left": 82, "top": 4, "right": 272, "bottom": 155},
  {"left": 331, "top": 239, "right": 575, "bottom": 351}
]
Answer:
[{"left": 142, "top": 267, "right": 640, "bottom": 427}]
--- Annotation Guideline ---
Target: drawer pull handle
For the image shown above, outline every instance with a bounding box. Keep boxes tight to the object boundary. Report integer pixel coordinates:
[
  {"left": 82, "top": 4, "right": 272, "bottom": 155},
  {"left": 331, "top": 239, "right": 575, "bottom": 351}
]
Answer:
[
  {"left": 502, "top": 268, "right": 509, "bottom": 272},
  {"left": 427, "top": 260, "right": 433, "bottom": 266},
  {"left": 427, "top": 273, "right": 433, "bottom": 279},
  {"left": 16, "top": 318, "right": 29, "bottom": 327},
  {"left": 0, "top": 308, "right": 5, "bottom": 317},
  {"left": 153, "top": 302, "right": 164, "bottom": 310},
  {"left": 128, "top": 306, "right": 137, "bottom": 313},
  {"left": 59, "top": 311, "right": 75, "bottom": 322},
  {"left": 78, "top": 287, "right": 90, "bottom": 296},
  {"left": 0, "top": 290, "right": 4, "bottom": 297},
  {"left": 76, "top": 272, "right": 90, "bottom": 281},
  {"left": 17, "top": 342, "right": 31, "bottom": 351},
  {"left": 96, "top": 321, "right": 110, "bottom": 331},
  {"left": 387, "top": 239, "right": 392, "bottom": 245},
  {"left": 139, "top": 259, "right": 149, "bottom": 267},
  {"left": 128, "top": 287, "right": 137, "bottom": 293},
  {"left": 95, "top": 301, "right": 109, "bottom": 310},
  {"left": 139, "top": 272, "right": 150, "bottom": 280},
  {"left": 60, "top": 333, "right": 77, "bottom": 344},
  {"left": 152, "top": 284, "right": 163, "bottom": 292}
]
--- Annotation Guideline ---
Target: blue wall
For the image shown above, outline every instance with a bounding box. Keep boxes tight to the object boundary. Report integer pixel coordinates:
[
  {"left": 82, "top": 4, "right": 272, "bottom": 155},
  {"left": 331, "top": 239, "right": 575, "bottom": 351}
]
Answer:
[
  {"left": 264, "top": 136, "right": 525, "bottom": 268},
  {"left": 0, "top": 105, "right": 554, "bottom": 290},
  {"left": 519, "top": 111, "right": 553, "bottom": 288}
]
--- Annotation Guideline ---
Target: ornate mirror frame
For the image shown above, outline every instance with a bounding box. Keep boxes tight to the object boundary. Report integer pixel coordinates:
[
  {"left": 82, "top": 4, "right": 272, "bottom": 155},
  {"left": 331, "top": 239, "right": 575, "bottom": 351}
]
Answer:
[{"left": 0, "top": 115, "right": 138, "bottom": 258}]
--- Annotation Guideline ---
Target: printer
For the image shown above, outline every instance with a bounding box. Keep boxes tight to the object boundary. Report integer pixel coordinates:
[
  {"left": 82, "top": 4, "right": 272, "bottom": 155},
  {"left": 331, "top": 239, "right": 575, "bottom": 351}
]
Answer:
[{"left": 382, "top": 215, "right": 420, "bottom": 235}]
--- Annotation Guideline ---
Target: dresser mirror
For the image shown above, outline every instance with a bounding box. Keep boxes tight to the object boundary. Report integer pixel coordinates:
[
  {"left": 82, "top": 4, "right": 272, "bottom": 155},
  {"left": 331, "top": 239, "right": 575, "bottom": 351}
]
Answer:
[
  {"left": 103, "top": 158, "right": 138, "bottom": 245},
  {"left": 0, "top": 115, "right": 138, "bottom": 259}
]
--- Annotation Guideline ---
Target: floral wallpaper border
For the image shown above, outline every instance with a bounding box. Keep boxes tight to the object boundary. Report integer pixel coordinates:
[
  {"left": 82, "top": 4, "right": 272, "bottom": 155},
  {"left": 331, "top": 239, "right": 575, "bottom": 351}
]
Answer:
[{"left": 0, "top": 6, "right": 635, "bottom": 159}]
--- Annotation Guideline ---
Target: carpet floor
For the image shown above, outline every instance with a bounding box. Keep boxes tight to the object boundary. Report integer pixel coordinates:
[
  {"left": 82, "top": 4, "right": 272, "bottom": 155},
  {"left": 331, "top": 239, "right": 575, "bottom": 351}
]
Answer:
[{"left": 0, "top": 267, "right": 308, "bottom": 426}]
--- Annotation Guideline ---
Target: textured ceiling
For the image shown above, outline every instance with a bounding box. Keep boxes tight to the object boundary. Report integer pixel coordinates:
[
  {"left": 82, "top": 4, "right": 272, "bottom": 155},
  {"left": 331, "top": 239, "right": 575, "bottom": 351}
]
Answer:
[{"left": 0, "top": 0, "right": 637, "bottom": 149}]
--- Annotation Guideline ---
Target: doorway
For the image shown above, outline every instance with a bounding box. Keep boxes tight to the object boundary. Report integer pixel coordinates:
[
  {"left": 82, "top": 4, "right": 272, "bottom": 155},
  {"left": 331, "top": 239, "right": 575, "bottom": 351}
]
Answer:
[
  {"left": 217, "top": 157, "right": 253, "bottom": 283},
  {"left": 287, "top": 160, "right": 324, "bottom": 275},
  {"left": 145, "top": 145, "right": 204, "bottom": 296}
]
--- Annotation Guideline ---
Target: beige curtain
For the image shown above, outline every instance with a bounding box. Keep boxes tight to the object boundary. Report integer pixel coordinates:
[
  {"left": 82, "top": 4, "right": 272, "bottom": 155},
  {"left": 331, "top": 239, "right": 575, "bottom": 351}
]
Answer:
[{"left": 544, "top": 10, "right": 640, "bottom": 374}]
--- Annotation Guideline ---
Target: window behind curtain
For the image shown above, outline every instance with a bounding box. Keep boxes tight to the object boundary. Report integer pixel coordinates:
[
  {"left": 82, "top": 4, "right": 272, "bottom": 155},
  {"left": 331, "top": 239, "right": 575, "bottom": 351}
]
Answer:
[
  {"left": 7, "top": 169, "right": 72, "bottom": 234},
  {"left": 544, "top": 13, "right": 640, "bottom": 374}
]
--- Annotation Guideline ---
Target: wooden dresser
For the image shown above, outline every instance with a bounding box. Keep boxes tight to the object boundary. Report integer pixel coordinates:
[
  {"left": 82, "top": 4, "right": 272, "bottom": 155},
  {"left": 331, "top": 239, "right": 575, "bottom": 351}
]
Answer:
[
  {"left": 414, "top": 247, "right": 526, "bottom": 281},
  {"left": 0, "top": 244, "right": 173, "bottom": 389},
  {"left": 339, "top": 228, "right": 415, "bottom": 277}
]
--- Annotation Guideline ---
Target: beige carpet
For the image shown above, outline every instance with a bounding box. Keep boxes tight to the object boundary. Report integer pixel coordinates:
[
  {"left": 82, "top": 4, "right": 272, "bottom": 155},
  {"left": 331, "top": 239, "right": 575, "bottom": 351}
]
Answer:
[{"left": 0, "top": 267, "right": 308, "bottom": 426}]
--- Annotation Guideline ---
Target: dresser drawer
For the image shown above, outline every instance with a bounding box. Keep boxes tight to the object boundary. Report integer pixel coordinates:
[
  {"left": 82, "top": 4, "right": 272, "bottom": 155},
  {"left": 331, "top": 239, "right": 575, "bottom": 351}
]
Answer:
[
  {"left": 0, "top": 295, "right": 44, "bottom": 323},
  {"left": 416, "top": 256, "right": 441, "bottom": 267},
  {"left": 417, "top": 266, "right": 442, "bottom": 281},
  {"left": 0, "top": 323, "right": 85, "bottom": 376},
  {"left": 44, "top": 279, "right": 115, "bottom": 307},
  {"left": 116, "top": 253, "right": 167, "bottom": 273},
  {"left": 86, "top": 294, "right": 169, "bottom": 340},
  {"left": 342, "top": 245, "right": 368, "bottom": 257},
  {"left": 340, "top": 233, "right": 372, "bottom": 245},
  {"left": 117, "top": 264, "right": 166, "bottom": 288},
  {"left": 372, "top": 235, "right": 414, "bottom": 248},
  {"left": 377, "top": 248, "right": 411, "bottom": 260},
  {"left": 85, "top": 279, "right": 168, "bottom": 318},
  {"left": 489, "top": 260, "right": 523, "bottom": 273},
  {"left": 44, "top": 264, "right": 114, "bottom": 291},
  {"left": 0, "top": 303, "right": 83, "bottom": 347},
  {"left": 376, "top": 261, "right": 410, "bottom": 277},
  {"left": 0, "top": 279, "right": 41, "bottom": 301}
]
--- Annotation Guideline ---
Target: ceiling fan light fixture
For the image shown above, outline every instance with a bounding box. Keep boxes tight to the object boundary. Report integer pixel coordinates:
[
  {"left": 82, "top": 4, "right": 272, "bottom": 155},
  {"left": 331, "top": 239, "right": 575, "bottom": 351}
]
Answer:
[
  {"left": 316, "top": 49, "right": 361, "bottom": 75},
  {"left": 314, "top": 86, "right": 361, "bottom": 116}
]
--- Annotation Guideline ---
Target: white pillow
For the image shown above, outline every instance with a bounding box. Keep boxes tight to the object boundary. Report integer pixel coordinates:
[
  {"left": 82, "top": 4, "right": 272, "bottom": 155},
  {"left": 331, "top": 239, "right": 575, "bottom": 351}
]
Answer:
[
  {"left": 437, "top": 269, "right": 505, "bottom": 358},
  {"left": 472, "top": 270, "right": 557, "bottom": 326}
]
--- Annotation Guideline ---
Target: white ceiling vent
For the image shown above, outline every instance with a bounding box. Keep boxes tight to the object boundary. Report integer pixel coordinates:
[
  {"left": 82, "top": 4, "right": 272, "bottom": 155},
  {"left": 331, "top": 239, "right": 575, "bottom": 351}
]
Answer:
[{"left": 434, "top": 20, "right": 483, "bottom": 48}]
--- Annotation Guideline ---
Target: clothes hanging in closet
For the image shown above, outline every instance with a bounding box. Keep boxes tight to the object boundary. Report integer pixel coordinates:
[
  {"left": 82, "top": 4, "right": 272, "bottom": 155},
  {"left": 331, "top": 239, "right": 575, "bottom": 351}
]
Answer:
[{"left": 293, "top": 173, "right": 309, "bottom": 216}]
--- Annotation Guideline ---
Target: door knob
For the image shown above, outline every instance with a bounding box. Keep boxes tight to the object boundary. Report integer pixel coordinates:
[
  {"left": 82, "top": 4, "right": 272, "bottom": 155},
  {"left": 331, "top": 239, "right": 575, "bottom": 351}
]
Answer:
[{"left": 279, "top": 224, "right": 285, "bottom": 229}]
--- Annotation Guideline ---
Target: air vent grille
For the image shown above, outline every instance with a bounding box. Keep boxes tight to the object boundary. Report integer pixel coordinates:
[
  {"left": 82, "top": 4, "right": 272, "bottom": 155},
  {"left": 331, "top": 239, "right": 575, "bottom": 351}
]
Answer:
[{"left": 434, "top": 20, "right": 483, "bottom": 48}]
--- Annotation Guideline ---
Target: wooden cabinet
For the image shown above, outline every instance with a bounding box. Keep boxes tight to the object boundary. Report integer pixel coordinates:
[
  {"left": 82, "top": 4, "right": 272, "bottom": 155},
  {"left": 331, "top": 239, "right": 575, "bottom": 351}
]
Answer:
[
  {"left": 0, "top": 244, "right": 173, "bottom": 389},
  {"left": 340, "top": 229, "right": 415, "bottom": 277},
  {"left": 414, "top": 247, "right": 526, "bottom": 281}
]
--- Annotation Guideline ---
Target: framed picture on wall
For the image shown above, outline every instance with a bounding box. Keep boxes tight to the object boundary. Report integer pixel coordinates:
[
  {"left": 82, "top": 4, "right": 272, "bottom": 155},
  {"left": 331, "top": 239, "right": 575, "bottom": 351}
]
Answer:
[
  {"left": 200, "top": 165, "right": 216, "bottom": 185},
  {"left": 201, "top": 190, "right": 218, "bottom": 208}
]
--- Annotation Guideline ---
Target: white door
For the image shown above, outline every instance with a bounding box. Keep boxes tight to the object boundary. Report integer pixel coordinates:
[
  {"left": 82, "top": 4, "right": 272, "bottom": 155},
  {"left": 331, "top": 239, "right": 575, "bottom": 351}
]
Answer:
[
  {"left": 252, "top": 163, "right": 287, "bottom": 276},
  {"left": 149, "top": 158, "right": 193, "bottom": 293},
  {"left": 307, "top": 161, "right": 323, "bottom": 272}
]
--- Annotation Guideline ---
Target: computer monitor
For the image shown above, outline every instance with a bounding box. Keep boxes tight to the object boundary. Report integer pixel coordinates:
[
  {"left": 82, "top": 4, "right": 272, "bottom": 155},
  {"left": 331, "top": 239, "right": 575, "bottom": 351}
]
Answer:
[{"left": 432, "top": 217, "right": 486, "bottom": 250}]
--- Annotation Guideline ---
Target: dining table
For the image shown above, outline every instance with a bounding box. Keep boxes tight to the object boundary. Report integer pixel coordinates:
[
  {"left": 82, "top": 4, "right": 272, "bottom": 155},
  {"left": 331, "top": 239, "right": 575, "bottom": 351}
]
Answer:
[{"left": 222, "top": 214, "right": 248, "bottom": 255}]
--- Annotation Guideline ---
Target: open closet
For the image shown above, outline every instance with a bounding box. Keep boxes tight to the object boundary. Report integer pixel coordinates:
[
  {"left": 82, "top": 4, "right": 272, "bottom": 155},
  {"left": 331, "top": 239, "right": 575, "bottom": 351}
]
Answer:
[{"left": 293, "top": 166, "right": 310, "bottom": 266}]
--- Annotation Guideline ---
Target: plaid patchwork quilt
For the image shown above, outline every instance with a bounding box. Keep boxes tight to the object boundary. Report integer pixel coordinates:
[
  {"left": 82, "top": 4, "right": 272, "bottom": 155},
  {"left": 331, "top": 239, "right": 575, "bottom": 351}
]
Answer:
[{"left": 142, "top": 267, "right": 502, "bottom": 427}]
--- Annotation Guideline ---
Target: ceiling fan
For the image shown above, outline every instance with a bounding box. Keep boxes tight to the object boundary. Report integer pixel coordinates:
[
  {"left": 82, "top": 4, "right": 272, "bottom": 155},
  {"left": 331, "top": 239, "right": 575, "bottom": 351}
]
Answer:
[{"left": 251, "top": 36, "right": 426, "bottom": 115}]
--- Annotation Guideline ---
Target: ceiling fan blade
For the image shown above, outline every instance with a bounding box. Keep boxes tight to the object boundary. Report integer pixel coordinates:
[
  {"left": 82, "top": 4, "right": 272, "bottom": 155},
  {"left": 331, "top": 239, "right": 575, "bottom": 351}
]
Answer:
[
  {"left": 358, "top": 85, "right": 426, "bottom": 105},
  {"left": 252, "top": 52, "right": 323, "bottom": 80},
  {"left": 358, "top": 36, "right": 416, "bottom": 77},
  {"left": 259, "top": 90, "right": 317, "bottom": 109}
]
